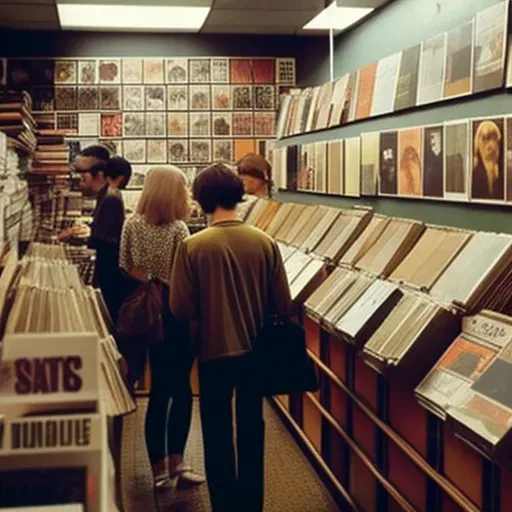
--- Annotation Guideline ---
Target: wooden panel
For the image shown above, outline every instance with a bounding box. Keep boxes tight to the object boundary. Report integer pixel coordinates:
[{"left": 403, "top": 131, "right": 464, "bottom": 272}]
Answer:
[
  {"left": 328, "top": 424, "right": 348, "bottom": 485},
  {"left": 304, "top": 315, "right": 321, "bottom": 358},
  {"left": 191, "top": 360, "right": 199, "bottom": 395},
  {"left": 388, "top": 441, "right": 426, "bottom": 511},
  {"left": 354, "top": 356, "right": 377, "bottom": 410},
  {"left": 442, "top": 494, "right": 467, "bottom": 512},
  {"left": 328, "top": 333, "right": 347, "bottom": 382},
  {"left": 388, "top": 378, "right": 427, "bottom": 457},
  {"left": 329, "top": 381, "right": 348, "bottom": 428},
  {"left": 303, "top": 394, "right": 322, "bottom": 455},
  {"left": 353, "top": 406, "right": 376, "bottom": 460},
  {"left": 444, "top": 426, "right": 483, "bottom": 509},
  {"left": 350, "top": 452, "right": 377, "bottom": 512},
  {"left": 501, "top": 466, "right": 512, "bottom": 512}
]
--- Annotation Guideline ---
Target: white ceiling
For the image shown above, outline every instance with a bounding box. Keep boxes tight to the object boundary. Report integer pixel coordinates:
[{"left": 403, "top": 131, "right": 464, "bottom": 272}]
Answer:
[{"left": 0, "top": 0, "right": 392, "bottom": 34}]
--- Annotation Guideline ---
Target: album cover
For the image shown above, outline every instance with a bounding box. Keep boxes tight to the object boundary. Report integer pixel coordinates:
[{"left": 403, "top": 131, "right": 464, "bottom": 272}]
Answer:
[
  {"left": 472, "top": 1, "right": 508, "bottom": 94},
  {"left": 144, "top": 59, "right": 164, "bottom": 84},
  {"left": 122, "top": 58, "right": 143, "bottom": 84},
  {"left": 6, "top": 59, "right": 31, "bottom": 87},
  {"left": 128, "top": 164, "right": 151, "bottom": 187},
  {"left": 190, "top": 85, "right": 211, "bottom": 110},
  {"left": 99, "top": 59, "right": 120, "bottom": 83},
  {"left": 233, "top": 86, "right": 253, "bottom": 109},
  {"left": 444, "top": 21, "right": 474, "bottom": 98},
  {"left": 361, "top": 131, "right": 380, "bottom": 196},
  {"left": 418, "top": 33, "right": 447, "bottom": 105},
  {"left": 122, "top": 86, "right": 143, "bottom": 110},
  {"left": 233, "top": 112, "right": 254, "bottom": 137},
  {"left": 56, "top": 113, "right": 78, "bottom": 133},
  {"left": 77, "top": 59, "right": 97, "bottom": 85},
  {"left": 101, "top": 138, "right": 121, "bottom": 155},
  {"left": 379, "top": 131, "right": 398, "bottom": 195},
  {"left": 145, "top": 86, "right": 166, "bottom": 110},
  {"left": 212, "top": 85, "right": 231, "bottom": 109},
  {"left": 168, "top": 113, "right": 188, "bottom": 137},
  {"left": 471, "top": 117, "right": 504, "bottom": 201},
  {"left": 254, "top": 85, "right": 275, "bottom": 110},
  {"left": 78, "top": 86, "right": 99, "bottom": 111},
  {"left": 371, "top": 53, "right": 401, "bottom": 117},
  {"left": 190, "top": 139, "right": 211, "bottom": 162},
  {"left": 101, "top": 113, "right": 122, "bottom": 138},
  {"left": 423, "top": 125, "right": 444, "bottom": 198},
  {"left": 166, "top": 58, "right": 188, "bottom": 83},
  {"left": 214, "top": 139, "right": 233, "bottom": 162},
  {"left": 123, "top": 113, "right": 145, "bottom": 137},
  {"left": 32, "top": 87, "right": 55, "bottom": 111},
  {"left": 189, "top": 58, "right": 211, "bottom": 83},
  {"left": 168, "top": 139, "right": 189, "bottom": 163},
  {"left": 55, "top": 86, "right": 77, "bottom": 110},
  {"left": 212, "top": 113, "right": 232, "bottom": 137},
  {"left": 100, "top": 86, "right": 121, "bottom": 110},
  {"left": 147, "top": 140, "right": 167, "bottom": 164},
  {"left": 144, "top": 112, "right": 166, "bottom": 138},
  {"left": 235, "top": 139, "right": 256, "bottom": 161},
  {"left": 444, "top": 120, "right": 469, "bottom": 198},
  {"left": 231, "top": 59, "right": 253, "bottom": 83},
  {"left": 123, "top": 139, "right": 146, "bottom": 163},
  {"left": 254, "top": 112, "right": 276, "bottom": 137},
  {"left": 167, "top": 85, "right": 188, "bottom": 110},
  {"left": 398, "top": 127, "right": 423, "bottom": 196},
  {"left": 190, "top": 112, "right": 211, "bottom": 137},
  {"left": 32, "top": 59, "right": 55, "bottom": 86},
  {"left": 355, "top": 63, "right": 377, "bottom": 120},
  {"left": 55, "top": 60, "right": 76, "bottom": 84},
  {"left": 276, "top": 58, "right": 296, "bottom": 84},
  {"left": 394, "top": 44, "right": 421, "bottom": 111},
  {"left": 212, "top": 58, "right": 229, "bottom": 83},
  {"left": 78, "top": 113, "right": 100, "bottom": 137},
  {"left": 506, "top": 117, "right": 512, "bottom": 201},
  {"left": 253, "top": 59, "right": 275, "bottom": 84}
]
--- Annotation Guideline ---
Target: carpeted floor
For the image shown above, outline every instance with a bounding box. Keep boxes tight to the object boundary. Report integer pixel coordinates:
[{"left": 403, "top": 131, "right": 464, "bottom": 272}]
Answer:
[{"left": 120, "top": 398, "right": 340, "bottom": 511}]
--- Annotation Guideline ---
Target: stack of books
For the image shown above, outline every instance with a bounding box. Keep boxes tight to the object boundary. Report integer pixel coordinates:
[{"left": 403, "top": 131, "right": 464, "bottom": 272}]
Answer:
[{"left": 0, "top": 90, "right": 37, "bottom": 155}]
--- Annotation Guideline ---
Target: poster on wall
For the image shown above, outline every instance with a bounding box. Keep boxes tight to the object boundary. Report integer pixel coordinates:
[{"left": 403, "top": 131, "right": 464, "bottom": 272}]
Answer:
[
  {"left": 379, "top": 131, "right": 398, "bottom": 195},
  {"left": 371, "top": 52, "right": 401, "bottom": 117},
  {"left": 398, "top": 127, "right": 423, "bottom": 197},
  {"left": 444, "top": 120, "right": 469, "bottom": 201},
  {"left": 471, "top": 117, "right": 505, "bottom": 202},
  {"left": 355, "top": 63, "right": 377, "bottom": 120},
  {"left": 341, "top": 72, "right": 358, "bottom": 124},
  {"left": 361, "top": 132, "right": 380, "bottom": 196},
  {"left": 423, "top": 125, "right": 444, "bottom": 198},
  {"left": 444, "top": 21, "right": 474, "bottom": 99},
  {"left": 344, "top": 137, "right": 361, "bottom": 197},
  {"left": 472, "top": 1, "right": 508, "bottom": 94},
  {"left": 328, "top": 75, "right": 349, "bottom": 127},
  {"left": 394, "top": 44, "right": 421, "bottom": 111},
  {"left": 417, "top": 33, "right": 447, "bottom": 105},
  {"left": 122, "top": 59, "right": 143, "bottom": 84}
]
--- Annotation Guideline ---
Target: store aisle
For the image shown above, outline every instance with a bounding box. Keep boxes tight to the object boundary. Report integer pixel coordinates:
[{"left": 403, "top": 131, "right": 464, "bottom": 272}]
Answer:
[{"left": 120, "top": 398, "right": 339, "bottom": 512}]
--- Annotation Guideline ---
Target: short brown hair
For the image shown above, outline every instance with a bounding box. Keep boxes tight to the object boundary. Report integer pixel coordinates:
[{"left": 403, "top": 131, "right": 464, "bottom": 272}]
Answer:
[
  {"left": 137, "top": 166, "right": 189, "bottom": 225},
  {"left": 236, "top": 153, "right": 272, "bottom": 183},
  {"left": 193, "top": 163, "right": 244, "bottom": 214}
]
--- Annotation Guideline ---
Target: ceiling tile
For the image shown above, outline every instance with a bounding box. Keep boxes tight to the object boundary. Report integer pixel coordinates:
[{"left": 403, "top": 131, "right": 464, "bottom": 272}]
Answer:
[
  {"left": 205, "top": 9, "right": 317, "bottom": 27},
  {"left": 0, "top": 5, "right": 58, "bottom": 22},
  {"left": 202, "top": 24, "right": 297, "bottom": 35},
  {"left": 212, "top": 0, "right": 324, "bottom": 9}
]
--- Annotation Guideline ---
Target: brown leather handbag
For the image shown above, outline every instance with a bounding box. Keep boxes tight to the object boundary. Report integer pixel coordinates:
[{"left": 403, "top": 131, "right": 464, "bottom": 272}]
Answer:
[{"left": 117, "top": 278, "right": 165, "bottom": 346}]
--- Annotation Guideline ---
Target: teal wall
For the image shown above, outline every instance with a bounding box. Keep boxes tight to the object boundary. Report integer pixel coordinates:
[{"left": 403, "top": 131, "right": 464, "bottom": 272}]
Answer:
[{"left": 277, "top": 0, "right": 512, "bottom": 234}]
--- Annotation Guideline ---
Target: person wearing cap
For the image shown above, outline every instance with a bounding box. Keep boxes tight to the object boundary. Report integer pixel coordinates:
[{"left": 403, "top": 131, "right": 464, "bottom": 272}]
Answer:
[{"left": 235, "top": 153, "right": 272, "bottom": 221}]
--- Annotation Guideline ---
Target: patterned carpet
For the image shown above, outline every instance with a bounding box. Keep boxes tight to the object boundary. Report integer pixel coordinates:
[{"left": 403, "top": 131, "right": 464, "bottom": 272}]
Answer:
[{"left": 120, "top": 398, "right": 340, "bottom": 511}]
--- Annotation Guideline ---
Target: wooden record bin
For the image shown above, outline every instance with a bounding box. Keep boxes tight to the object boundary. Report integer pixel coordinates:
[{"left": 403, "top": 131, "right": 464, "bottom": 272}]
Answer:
[{"left": 270, "top": 309, "right": 509, "bottom": 512}]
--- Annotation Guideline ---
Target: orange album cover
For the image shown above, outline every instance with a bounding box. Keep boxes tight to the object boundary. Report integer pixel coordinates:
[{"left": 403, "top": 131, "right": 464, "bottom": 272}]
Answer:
[{"left": 355, "top": 63, "right": 377, "bottom": 120}]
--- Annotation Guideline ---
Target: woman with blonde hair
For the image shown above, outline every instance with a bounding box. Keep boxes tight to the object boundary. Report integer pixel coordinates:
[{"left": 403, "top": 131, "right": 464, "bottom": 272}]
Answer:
[{"left": 119, "top": 166, "right": 204, "bottom": 491}]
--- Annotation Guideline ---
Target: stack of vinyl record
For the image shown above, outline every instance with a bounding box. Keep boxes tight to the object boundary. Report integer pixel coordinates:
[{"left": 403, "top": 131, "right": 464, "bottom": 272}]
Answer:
[{"left": 0, "top": 89, "right": 37, "bottom": 154}]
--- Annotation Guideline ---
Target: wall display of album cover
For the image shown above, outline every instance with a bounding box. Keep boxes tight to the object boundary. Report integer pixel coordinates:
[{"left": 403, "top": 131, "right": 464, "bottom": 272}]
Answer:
[
  {"left": 2, "top": 56, "right": 294, "bottom": 170},
  {"left": 276, "top": 1, "right": 509, "bottom": 139}
]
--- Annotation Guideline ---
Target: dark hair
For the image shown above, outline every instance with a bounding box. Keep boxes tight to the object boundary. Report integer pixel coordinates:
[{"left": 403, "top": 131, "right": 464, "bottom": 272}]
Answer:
[
  {"left": 192, "top": 163, "right": 244, "bottom": 214},
  {"left": 88, "top": 161, "right": 107, "bottom": 178},
  {"left": 106, "top": 156, "right": 132, "bottom": 189},
  {"left": 79, "top": 145, "right": 110, "bottom": 162}
]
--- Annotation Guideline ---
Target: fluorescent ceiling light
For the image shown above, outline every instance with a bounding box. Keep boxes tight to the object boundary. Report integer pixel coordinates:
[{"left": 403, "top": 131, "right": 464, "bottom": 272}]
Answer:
[
  {"left": 57, "top": 3, "right": 211, "bottom": 32},
  {"left": 303, "top": 2, "right": 373, "bottom": 31}
]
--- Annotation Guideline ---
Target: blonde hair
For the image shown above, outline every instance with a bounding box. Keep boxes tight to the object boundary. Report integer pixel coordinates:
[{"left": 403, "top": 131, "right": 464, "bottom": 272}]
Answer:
[
  {"left": 137, "top": 166, "right": 190, "bottom": 225},
  {"left": 473, "top": 120, "right": 501, "bottom": 168}
]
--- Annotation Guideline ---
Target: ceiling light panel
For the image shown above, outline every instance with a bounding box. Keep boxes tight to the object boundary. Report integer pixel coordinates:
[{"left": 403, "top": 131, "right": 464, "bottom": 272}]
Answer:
[{"left": 303, "top": 1, "right": 373, "bottom": 31}]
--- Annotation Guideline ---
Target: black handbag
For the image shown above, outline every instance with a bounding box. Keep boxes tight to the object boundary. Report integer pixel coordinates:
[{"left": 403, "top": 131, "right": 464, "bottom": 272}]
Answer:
[{"left": 252, "top": 316, "right": 319, "bottom": 397}]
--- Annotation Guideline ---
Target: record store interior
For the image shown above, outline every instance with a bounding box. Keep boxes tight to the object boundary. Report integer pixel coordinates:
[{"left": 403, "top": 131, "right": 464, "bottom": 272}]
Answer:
[{"left": 2, "top": 0, "right": 512, "bottom": 510}]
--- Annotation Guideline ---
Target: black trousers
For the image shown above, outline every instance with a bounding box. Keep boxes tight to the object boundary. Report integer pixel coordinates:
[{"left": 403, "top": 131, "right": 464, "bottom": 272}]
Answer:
[
  {"left": 199, "top": 355, "right": 265, "bottom": 512},
  {"left": 145, "top": 287, "right": 194, "bottom": 465}
]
